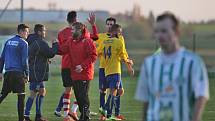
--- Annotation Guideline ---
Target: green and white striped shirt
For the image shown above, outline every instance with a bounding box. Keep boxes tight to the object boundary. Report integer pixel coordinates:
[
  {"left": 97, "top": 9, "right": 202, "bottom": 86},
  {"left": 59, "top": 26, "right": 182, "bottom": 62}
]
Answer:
[{"left": 135, "top": 47, "right": 209, "bottom": 121}]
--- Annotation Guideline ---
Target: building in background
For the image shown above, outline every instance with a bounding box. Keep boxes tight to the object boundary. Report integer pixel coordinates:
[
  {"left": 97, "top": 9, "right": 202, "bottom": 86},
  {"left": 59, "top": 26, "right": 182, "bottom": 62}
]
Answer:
[{"left": 0, "top": 9, "right": 109, "bottom": 23}]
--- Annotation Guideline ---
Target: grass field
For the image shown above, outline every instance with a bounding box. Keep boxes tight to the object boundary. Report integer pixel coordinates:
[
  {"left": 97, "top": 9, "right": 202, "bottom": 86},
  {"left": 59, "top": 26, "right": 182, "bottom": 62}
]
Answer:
[{"left": 0, "top": 74, "right": 214, "bottom": 121}]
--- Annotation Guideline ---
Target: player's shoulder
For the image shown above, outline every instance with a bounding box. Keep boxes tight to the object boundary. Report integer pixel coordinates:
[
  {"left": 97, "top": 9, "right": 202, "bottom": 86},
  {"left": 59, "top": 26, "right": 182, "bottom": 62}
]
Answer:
[
  {"left": 98, "top": 32, "right": 107, "bottom": 36},
  {"left": 143, "top": 50, "right": 162, "bottom": 66},
  {"left": 98, "top": 33, "right": 109, "bottom": 38},
  {"left": 182, "top": 48, "right": 203, "bottom": 63},
  {"left": 119, "top": 34, "right": 124, "bottom": 40},
  {"left": 14, "top": 35, "right": 28, "bottom": 45},
  {"left": 58, "top": 27, "right": 71, "bottom": 34},
  {"left": 146, "top": 54, "right": 158, "bottom": 61}
]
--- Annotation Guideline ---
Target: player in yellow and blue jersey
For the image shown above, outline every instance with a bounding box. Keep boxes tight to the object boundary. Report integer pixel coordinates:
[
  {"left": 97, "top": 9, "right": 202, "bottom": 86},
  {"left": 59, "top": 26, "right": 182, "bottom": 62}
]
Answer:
[
  {"left": 97, "top": 24, "right": 134, "bottom": 120},
  {"left": 95, "top": 17, "right": 132, "bottom": 120}
]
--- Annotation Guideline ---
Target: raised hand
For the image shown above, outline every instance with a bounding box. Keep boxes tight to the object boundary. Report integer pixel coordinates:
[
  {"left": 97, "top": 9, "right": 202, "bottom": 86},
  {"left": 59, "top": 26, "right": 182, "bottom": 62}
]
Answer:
[{"left": 87, "top": 12, "right": 96, "bottom": 26}]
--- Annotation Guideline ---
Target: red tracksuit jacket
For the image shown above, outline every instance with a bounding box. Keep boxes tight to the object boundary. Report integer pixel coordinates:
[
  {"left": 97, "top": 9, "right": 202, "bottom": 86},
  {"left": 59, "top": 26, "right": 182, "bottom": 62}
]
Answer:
[
  {"left": 58, "top": 25, "right": 98, "bottom": 69},
  {"left": 60, "top": 31, "right": 97, "bottom": 81}
]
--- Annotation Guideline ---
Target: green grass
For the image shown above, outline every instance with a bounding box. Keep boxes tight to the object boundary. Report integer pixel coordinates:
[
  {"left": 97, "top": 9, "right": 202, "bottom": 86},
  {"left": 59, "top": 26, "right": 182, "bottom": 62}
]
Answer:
[
  {"left": 0, "top": 75, "right": 142, "bottom": 121},
  {"left": 0, "top": 74, "right": 214, "bottom": 121}
]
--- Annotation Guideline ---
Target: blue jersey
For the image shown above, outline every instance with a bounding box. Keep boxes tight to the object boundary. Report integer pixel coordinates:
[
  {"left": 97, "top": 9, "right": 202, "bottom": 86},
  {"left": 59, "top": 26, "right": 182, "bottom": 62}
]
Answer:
[{"left": 0, "top": 35, "right": 29, "bottom": 76}]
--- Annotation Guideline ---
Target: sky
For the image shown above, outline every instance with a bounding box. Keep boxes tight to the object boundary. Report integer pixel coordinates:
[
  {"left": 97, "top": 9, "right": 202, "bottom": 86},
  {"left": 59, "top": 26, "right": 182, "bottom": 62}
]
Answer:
[{"left": 0, "top": 0, "right": 214, "bottom": 22}]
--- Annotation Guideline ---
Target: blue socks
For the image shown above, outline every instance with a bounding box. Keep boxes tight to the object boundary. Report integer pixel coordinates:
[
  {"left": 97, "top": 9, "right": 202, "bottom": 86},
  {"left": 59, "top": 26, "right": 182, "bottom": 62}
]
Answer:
[
  {"left": 56, "top": 93, "right": 64, "bottom": 112},
  {"left": 24, "top": 97, "right": 34, "bottom": 116},
  {"left": 115, "top": 96, "right": 120, "bottom": 116},
  {"left": 105, "top": 94, "right": 116, "bottom": 118},
  {"left": 100, "top": 92, "right": 106, "bottom": 109},
  {"left": 36, "top": 94, "right": 44, "bottom": 115}
]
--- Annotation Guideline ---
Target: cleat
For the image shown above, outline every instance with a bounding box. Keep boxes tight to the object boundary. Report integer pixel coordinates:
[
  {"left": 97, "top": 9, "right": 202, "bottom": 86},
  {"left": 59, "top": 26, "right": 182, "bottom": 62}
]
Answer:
[
  {"left": 99, "top": 107, "right": 107, "bottom": 117},
  {"left": 35, "top": 117, "right": 48, "bottom": 121},
  {"left": 63, "top": 115, "right": 74, "bottom": 121},
  {"left": 24, "top": 116, "right": 32, "bottom": 121},
  {"left": 68, "top": 112, "right": 79, "bottom": 121},
  {"left": 99, "top": 115, "right": 106, "bottom": 121},
  {"left": 105, "top": 116, "right": 117, "bottom": 121},
  {"left": 115, "top": 114, "right": 125, "bottom": 120},
  {"left": 54, "top": 111, "right": 62, "bottom": 117},
  {"left": 90, "top": 111, "right": 98, "bottom": 116}
]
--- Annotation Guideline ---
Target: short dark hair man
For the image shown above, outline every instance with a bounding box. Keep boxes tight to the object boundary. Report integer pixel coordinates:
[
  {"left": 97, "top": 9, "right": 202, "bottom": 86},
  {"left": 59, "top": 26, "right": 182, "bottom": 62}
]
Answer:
[
  {"left": 24, "top": 24, "right": 58, "bottom": 121},
  {"left": 0, "top": 24, "right": 30, "bottom": 121},
  {"left": 135, "top": 12, "right": 209, "bottom": 121}
]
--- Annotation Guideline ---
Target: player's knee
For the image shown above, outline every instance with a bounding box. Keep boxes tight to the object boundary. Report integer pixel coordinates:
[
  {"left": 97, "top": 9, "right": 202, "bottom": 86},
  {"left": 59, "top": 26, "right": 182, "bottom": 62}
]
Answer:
[
  {"left": 65, "top": 87, "right": 72, "bottom": 94},
  {"left": 118, "top": 88, "right": 125, "bottom": 96},
  {"left": 111, "top": 89, "right": 118, "bottom": 96},
  {"left": 99, "top": 89, "right": 107, "bottom": 94},
  {"left": 39, "top": 88, "right": 46, "bottom": 96}
]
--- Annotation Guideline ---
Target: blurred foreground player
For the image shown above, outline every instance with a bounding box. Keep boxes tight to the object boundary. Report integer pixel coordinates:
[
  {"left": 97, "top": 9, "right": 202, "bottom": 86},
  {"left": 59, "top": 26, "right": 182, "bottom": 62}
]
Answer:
[{"left": 135, "top": 12, "right": 209, "bottom": 121}]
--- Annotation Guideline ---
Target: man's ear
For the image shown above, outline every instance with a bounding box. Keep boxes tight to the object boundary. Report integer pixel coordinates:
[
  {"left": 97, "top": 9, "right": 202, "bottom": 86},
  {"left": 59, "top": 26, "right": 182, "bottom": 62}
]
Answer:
[
  {"left": 82, "top": 28, "right": 86, "bottom": 34},
  {"left": 175, "top": 28, "right": 180, "bottom": 37}
]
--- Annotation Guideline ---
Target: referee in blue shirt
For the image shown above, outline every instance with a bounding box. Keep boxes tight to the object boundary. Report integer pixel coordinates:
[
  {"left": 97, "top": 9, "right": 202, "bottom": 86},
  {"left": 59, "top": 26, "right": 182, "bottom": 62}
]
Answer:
[{"left": 0, "top": 24, "right": 30, "bottom": 121}]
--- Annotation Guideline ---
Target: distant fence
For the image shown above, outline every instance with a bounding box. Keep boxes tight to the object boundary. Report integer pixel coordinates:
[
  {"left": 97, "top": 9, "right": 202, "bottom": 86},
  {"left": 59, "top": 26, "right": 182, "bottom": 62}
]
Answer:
[{"left": 0, "top": 34, "right": 214, "bottom": 77}]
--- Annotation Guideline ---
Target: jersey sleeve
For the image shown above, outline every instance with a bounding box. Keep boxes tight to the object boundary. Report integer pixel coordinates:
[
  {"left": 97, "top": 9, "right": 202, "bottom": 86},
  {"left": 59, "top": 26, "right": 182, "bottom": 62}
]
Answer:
[
  {"left": 90, "top": 24, "right": 99, "bottom": 40},
  {"left": 120, "top": 35, "right": 129, "bottom": 59},
  {"left": 135, "top": 61, "right": 149, "bottom": 102},
  {"left": 192, "top": 56, "right": 209, "bottom": 99},
  {"left": 118, "top": 39, "right": 129, "bottom": 62},
  {"left": 96, "top": 42, "right": 103, "bottom": 58},
  {"left": 96, "top": 34, "right": 105, "bottom": 57}
]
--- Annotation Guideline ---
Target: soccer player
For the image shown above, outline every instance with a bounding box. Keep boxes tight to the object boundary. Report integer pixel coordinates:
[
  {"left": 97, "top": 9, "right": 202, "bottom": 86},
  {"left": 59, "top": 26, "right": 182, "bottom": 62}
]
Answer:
[
  {"left": 24, "top": 24, "right": 58, "bottom": 121},
  {"left": 0, "top": 24, "right": 29, "bottom": 121},
  {"left": 60, "top": 22, "right": 97, "bottom": 121},
  {"left": 97, "top": 24, "right": 134, "bottom": 120},
  {"left": 95, "top": 17, "right": 132, "bottom": 120},
  {"left": 135, "top": 12, "right": 209, "bottom": 121},
  {"left": 55, "top": 11, "right": 98, "bottom": 121}
]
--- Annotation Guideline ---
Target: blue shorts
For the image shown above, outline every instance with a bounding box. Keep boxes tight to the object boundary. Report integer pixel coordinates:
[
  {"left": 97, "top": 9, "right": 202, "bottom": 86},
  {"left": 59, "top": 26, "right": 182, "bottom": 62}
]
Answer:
[
  {"left": 106, "top": 74, "right": 123, "bottom": 89},
  {"left": 99, "top": 68, "right": 108, "bottom": 89},
  {"left": 29, "top": 82, "right": 45, "bottom": 91}
]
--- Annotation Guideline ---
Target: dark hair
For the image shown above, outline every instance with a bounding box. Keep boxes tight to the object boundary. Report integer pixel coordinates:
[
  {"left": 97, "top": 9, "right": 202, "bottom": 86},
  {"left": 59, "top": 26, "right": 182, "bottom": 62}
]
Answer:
[
  {"left": 156, "top": 11, "right": 179, "bottom": 32},
  {"left": 17, "top": 24, "right": 29, "bottom": 33},
  {"left": 34, "top": 24, "right": 45, "bottom": 33},
  {"left": 106, "top": 17, "right": 116, "bottom": 24},
  {"left": 67, "top": 11, "right": 77, "bottom": 24},
  {"left": 110, "top": 24, "right": 121, "bottom": 32}
]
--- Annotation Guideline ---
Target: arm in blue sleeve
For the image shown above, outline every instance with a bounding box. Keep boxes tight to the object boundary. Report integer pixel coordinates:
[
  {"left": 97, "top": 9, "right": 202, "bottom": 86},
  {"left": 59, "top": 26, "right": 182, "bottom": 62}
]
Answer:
[{"left": 21, "top": 42, "right": 29, "bottom": 77}]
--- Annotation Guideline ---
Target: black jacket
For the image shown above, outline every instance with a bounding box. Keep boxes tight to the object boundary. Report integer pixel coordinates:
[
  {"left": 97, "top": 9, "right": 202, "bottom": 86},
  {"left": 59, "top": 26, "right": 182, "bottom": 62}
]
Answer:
[{"left": 27, "top": 34, "right": 58, "bottom": 82}]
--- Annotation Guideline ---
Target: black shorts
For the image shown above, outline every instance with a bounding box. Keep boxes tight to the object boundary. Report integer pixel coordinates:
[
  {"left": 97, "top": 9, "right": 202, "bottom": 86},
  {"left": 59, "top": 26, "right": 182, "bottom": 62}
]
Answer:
[
  {"left": 2, "top": 71, "right": 25, "bottom": 94},
  {"left": 61, "top": 69, "right": 73, "bottom": 87}
]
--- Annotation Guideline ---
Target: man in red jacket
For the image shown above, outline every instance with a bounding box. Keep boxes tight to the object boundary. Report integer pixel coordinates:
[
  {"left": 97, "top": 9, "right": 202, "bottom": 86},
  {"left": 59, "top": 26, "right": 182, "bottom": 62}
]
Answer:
[
  {"left": 61, "top": 22, "right": 97, "bottom": 121},
  {"left": 55, "top": 11, "right": 98, "bottom": 121}
]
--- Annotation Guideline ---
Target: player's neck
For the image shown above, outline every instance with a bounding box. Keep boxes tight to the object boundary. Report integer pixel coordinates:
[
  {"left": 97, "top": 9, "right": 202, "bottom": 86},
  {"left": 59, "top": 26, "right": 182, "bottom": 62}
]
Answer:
[
  {"left": 17, "top": 33, "right": 25, "bottom": 40},
  {"left": 163, "top": 43, "right": 181, "bottom": 55}
]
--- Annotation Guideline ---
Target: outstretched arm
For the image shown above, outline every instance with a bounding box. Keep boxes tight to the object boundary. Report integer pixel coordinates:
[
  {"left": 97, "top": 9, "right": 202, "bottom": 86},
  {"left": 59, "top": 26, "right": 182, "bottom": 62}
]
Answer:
[
  {"left": 87, "top": 12, "right": 99, "bottom": 40},
  {"left": 39, "top": 40, "right": 59, "bottom": 58}
]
